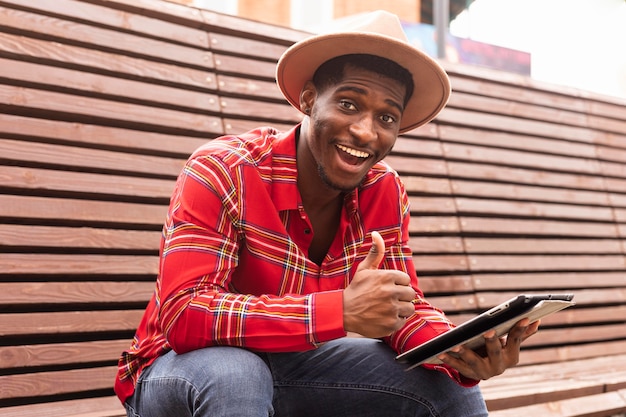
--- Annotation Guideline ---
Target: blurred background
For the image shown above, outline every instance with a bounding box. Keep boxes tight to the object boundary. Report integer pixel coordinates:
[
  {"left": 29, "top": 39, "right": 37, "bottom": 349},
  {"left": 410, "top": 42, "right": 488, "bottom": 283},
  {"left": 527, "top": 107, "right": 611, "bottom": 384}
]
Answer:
[{"left": 169, "top": 0, "right": 626, "bottom": 100}]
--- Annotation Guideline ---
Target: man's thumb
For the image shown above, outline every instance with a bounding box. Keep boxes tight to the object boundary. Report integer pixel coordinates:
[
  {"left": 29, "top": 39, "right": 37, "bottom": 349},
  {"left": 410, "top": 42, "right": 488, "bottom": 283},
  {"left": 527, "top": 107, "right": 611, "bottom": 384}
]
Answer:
[{"left": 358, "top": 231, "right": 385, "bottom": 270}]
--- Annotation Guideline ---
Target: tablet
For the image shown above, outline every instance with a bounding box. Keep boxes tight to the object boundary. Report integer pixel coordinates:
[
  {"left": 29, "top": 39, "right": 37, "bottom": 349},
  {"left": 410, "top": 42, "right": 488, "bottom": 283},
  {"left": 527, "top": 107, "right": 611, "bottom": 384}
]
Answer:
[{"left": 395, "top": 293, "right": 575, "bottom": 369}]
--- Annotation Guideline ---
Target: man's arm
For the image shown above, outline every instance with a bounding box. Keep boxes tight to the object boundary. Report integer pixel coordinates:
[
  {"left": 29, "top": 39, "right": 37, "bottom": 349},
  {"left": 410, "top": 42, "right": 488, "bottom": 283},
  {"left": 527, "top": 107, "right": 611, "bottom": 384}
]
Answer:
[{"left": 157, "top": 155, "right": 346, "bottom": 354}]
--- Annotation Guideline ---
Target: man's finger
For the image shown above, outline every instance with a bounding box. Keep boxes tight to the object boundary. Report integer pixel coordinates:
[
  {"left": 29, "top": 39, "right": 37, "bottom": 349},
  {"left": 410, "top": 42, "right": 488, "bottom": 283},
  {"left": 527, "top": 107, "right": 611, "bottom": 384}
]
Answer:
[{"left": 357, "top": 231, "right": 385, "bottom": 271}]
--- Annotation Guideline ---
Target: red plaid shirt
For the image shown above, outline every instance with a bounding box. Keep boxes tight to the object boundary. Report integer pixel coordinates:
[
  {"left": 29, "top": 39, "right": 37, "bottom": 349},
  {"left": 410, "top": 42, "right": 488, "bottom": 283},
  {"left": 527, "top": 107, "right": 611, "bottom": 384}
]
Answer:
[{"left": 115, "top": 125, "right": 470, "bottom": 403}]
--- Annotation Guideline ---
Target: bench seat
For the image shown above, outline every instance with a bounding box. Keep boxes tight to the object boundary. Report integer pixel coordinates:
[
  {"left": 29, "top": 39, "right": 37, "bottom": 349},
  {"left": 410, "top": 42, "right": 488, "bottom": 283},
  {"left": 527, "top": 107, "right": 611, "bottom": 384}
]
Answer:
[{"left": 0, "top": 0, "right": 624, "bottom": 415}]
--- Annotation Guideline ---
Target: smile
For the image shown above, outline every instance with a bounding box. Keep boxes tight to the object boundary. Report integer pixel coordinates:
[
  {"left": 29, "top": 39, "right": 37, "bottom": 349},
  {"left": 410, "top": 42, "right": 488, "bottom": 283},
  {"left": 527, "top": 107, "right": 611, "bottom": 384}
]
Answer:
[{"left": 336, "top": 144, "right": 370, "bottom": 159}]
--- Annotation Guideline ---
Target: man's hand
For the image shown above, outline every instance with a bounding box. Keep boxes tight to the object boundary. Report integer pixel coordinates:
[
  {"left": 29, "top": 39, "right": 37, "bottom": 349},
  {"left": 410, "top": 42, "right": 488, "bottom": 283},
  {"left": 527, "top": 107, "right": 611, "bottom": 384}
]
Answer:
[
  {"left": 436, "top": 318, "right": 541, "bottom": 380},
  {"left": 343, "top": 231, "right": 416, "bottom": 338}
]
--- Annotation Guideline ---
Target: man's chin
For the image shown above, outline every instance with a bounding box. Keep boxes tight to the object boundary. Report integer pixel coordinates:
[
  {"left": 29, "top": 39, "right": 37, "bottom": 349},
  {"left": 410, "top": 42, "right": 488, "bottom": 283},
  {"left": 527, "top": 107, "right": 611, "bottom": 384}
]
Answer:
[{"left": 320, "top": 173, "right": 362, "bottom": 192}]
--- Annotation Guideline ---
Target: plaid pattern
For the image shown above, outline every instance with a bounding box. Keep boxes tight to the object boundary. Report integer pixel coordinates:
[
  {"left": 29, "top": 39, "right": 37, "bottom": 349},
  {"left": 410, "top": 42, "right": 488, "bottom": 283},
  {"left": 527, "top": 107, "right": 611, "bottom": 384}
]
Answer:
[{"left": 115, "top": 126, "right": 465, "bottom": 403}]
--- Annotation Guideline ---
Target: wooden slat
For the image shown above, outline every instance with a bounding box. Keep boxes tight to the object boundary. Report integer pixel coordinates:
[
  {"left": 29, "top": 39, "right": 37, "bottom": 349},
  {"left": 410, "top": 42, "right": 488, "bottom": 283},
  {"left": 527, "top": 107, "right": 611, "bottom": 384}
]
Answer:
[
  {"left": 0, "top": 4, "right": 212, "bottom": 67},
  {"left": 0, "top": 165, "right": 175, "bottom": 199},
  {"left": 472, "top": 272, "right": 626, "bottom": 290},
  {"left": 596, "top": 130, "right": 626, "bottom": 149},
  {"left": 518, "top": 340, "right": 626, "bottom": 366},
  {"left": 439, "top": 108, "right": 601, "bottom": 144},
  {"left": 488, "top": 389, "right": 626, "bottom": 417},
  {"left": 605, "top": 177, "right": 626, "bottom": 194},
  {"left": 0, "top": 32, "right": 218, "bottom": 93},
  {"left": 597, "top": 143, "right": 626, "bottom": 165},
  {"left": 468, "top": 254, "right": 626, "bottom": 272},
  {"left": 0, "top": 339, "right": 131, "bottom": 368},
  {"left": 426, "top": 294, "right": 478, "bottom": 313},
  {"left": 412, "top": 254, "right": 468, "bottom": 273},
  {"left": 0, "top": 85, "right": 223, "bottom": 135},
  {"left": 443, "top": 99, "right": 592, "bottom": 139},
  {"left": 392, "top": 136, "right": 442, "bottom": 158},
  {"left": 451, "top": 179, "right": 611, "bottom": 206},
  {"left": 218, "top": 96, "right": 299, "bottom": 122},
  {"left": 482, "top": 354, "right": 626, "bottom": 410},
  {"left": 418, "top": 275, "right": 474, "bottom": 294},
  {"left": 464, "top": 238, "right": 622, "bottom": 254},
  {"left": 212, "top": 53, "right": 277, "bottom": 78},
  {"left": 1, "top": 139, "right": 182, "bottom": 179},
  {"left": 447, "top": 70, "right": 589, "bottom": 114},
  {"left": 456, "top": 198, "right": 614, "bottom": 221},
  {"left": 539, "top": 305, "right": 626, "bottom": 327},
  {"left": 446, "top": 160, "right": 608, "bottom": 192},
  {"left": 521, "top": 324, "right": 626, "bottom": 348},
  {"left": 408, "top": 236, "right": 464, "bottom": 253},
  {"left": 0, "top": 195, "right": 167, "bottom": 225},
  {"left": 386, "top": 156, "right": 449, "bottom": 176},
  {"left": 0, "top": 310, "right": 144, "bottom": 336},
  {"left": 5, "top": 0, "right": 208, "bottom": 47},
  {"left": 601, "top": 159, "right": 626, "bottom": 179},
  {"left": 217, "top": 74, "right": 284, "bottom": 100},
  {"left": 408, "top": 197, "right": 458, "bottom": 214},
  {"left": 0, "top": 113, "right": 208, "bottom": 157},
  {"left": 410, "top": 216, "right": 460, "bottom": 235},
  {"left": 0, "top": 396, "right": 125, "bottom": 417},
  {"left": 0, "top": 281, "right": 154, "bottom": 305},
  {"left": 0, "top": 57, "right": 221, "bottom": 112},
  {"left": 443, "top": 141, "right": 601, "bottom": 173},
  {"left": 459, "top": 217, "right": 618, "bottom": 238},
  {"left": 91, "top": 0, "right": 305, "bottom": 44},
  {"left": 0, "top": 224, "right": 160, "bottom": 251},
  {"left": 0, "top": 254, "right": 158, "bottom": 275},
  {"left": 403, "top": 176, "right": 453, "bottom": 195},
  {"left": 208, "top": 32, "right": 287, "bottom": 61},
  {"left": 0, "top": 365, "right": 118, "bottom": 400}
]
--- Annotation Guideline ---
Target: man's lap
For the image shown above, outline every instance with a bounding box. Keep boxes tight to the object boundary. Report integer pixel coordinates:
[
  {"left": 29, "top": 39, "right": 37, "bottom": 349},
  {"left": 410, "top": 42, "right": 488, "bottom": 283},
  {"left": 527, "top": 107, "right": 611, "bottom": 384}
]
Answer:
[{"left": 126, "top": 338, "right": 487, "bottom": 417}]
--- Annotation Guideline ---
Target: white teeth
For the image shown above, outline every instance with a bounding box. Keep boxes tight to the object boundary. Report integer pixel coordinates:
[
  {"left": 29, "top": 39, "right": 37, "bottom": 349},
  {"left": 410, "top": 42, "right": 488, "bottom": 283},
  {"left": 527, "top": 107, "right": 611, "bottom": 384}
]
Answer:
[{"left": 336, "top": 144, "right": 369, "bottom": 158}]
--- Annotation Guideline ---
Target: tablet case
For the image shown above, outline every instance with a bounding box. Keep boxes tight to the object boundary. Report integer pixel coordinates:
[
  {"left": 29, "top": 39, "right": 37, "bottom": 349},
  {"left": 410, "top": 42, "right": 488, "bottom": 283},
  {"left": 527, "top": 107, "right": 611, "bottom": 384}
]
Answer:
[{"left": 395, "top": 293, "right": 575, "bottom": 369}]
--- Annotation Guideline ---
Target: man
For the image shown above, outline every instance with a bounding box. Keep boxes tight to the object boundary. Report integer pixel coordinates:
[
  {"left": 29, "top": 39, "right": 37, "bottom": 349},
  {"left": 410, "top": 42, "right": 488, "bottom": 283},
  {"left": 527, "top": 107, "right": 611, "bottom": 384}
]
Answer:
[{"left": 115, "top": 10, "right": 539, "bottom": 417}]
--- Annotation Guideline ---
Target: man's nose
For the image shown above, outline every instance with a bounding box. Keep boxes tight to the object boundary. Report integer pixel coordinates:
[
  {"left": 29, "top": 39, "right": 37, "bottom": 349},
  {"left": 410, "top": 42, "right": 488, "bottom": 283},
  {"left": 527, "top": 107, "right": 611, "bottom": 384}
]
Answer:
[{"left": 349, "top": 114, "right": 377, "bottom": 143}]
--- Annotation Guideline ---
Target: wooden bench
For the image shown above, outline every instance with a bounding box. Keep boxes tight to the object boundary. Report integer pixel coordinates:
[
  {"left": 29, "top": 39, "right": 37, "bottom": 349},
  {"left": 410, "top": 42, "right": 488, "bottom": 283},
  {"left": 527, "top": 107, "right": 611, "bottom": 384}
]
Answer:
[
  {"left": 0, "top": 0, "right": 625, "bottom": 415},
  {"left": 400, "top": 62, "right": 626, "bottom": 415},
  {"left": 0, "top": 0, "right": 303, "bottom": 415}
]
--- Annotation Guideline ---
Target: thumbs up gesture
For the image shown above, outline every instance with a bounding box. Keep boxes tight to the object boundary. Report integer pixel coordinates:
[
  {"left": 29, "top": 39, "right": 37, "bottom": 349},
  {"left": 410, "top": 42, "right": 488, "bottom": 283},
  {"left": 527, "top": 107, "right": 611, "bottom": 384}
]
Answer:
[{"left": 343, "top": 231, "right": 416, "bottom": 338}]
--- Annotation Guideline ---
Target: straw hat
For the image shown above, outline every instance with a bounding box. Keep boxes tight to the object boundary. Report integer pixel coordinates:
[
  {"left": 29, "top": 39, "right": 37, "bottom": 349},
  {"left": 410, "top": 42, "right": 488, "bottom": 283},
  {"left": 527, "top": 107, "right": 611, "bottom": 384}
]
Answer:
[{"left": 276, "top": 10, "right": 451, "bottom": 134}]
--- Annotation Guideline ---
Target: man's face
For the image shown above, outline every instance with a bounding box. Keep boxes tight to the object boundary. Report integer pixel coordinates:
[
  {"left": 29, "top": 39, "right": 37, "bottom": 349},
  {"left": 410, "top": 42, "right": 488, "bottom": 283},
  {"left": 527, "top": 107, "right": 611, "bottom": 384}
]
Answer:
[{"left": 303, "top": 65, "right": 406, "bottom": 192}]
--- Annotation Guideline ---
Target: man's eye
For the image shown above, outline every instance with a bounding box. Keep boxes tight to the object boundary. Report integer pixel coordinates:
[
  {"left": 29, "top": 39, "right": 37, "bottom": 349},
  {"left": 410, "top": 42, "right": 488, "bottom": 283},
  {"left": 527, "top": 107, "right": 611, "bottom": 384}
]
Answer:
[
  {"left": 381, "top": 114, "right": 397, "bottom": 124},
  {"left": 339, "top": 100, "right": 356, "bottom": 110}
]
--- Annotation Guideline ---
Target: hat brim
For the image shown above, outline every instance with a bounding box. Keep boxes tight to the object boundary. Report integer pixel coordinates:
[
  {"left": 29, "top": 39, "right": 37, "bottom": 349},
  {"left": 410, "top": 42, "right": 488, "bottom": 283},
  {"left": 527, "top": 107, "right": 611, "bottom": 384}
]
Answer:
[{"left": 276, "top": 32, "right": 451, "bottom": 134}]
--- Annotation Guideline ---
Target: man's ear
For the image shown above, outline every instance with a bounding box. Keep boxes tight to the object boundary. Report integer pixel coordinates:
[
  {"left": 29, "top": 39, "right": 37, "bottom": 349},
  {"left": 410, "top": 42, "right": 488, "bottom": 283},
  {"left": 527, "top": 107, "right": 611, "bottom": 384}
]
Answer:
[{"left": 299, "top": 80, "right": 316, "bottom": 114}]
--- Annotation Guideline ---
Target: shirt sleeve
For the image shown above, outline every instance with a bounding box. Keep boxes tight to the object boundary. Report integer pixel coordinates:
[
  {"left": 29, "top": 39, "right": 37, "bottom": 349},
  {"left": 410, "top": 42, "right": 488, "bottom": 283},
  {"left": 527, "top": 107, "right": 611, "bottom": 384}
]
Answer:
[{"left": 157, "top": 153, "right": 345, "bottom": 354}]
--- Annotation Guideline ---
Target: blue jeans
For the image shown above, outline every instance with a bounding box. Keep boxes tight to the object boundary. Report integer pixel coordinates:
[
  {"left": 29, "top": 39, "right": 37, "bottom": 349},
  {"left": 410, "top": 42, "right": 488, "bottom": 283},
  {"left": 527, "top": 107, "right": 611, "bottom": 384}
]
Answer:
[{"left": 124, "top": 338, "right": 488, "bottom": 417}]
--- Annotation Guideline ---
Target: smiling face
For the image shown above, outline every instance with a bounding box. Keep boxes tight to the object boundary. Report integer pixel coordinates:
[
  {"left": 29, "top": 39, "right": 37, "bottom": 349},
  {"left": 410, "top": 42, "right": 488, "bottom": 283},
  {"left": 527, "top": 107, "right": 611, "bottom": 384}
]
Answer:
[{"left": 297, "top": 64, "right": 407, "bottom": 193}]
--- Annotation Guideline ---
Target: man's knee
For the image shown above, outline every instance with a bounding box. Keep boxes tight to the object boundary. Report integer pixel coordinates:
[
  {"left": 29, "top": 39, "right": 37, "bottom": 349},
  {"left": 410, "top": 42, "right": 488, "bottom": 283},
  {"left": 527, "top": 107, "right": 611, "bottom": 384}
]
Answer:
[
  {"left": 194, "top": 347, "right": 274, "bottom": 416},
  {"left": 184, "top": 347, "right": 273, "bottom": 397},
  {"left": 203, "top": 347, "right": 273, "bottom": 393}
]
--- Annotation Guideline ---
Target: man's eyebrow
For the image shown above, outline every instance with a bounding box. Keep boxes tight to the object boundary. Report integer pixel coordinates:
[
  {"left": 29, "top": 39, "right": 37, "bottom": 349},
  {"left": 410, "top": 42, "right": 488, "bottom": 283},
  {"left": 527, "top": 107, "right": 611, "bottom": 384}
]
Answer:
[{"left": 335, "top": 85, "right": 404, "bottom": 114}]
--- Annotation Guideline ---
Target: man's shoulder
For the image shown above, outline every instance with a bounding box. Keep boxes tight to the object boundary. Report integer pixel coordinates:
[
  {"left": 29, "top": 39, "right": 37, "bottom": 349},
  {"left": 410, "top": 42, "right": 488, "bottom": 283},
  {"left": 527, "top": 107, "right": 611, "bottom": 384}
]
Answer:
[
  {"left": 365, "top": 160, "right": 402, "bottom": 185},
  {"left": 191, "top": 126, "right": 288, "bottom": 166}
]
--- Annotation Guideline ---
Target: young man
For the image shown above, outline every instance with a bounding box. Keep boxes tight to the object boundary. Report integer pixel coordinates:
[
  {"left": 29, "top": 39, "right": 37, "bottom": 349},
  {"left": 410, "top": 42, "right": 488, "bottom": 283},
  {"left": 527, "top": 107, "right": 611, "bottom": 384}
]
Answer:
[{"left": 115, "top": 10, "right": 538, "bottom": 417}]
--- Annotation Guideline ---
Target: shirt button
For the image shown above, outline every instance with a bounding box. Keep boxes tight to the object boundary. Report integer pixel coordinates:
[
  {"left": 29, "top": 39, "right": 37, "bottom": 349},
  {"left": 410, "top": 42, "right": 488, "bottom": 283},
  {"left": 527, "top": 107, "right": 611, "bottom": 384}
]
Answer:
[{"left": 304, "top": 228, "right": 311, "bottom": 234}]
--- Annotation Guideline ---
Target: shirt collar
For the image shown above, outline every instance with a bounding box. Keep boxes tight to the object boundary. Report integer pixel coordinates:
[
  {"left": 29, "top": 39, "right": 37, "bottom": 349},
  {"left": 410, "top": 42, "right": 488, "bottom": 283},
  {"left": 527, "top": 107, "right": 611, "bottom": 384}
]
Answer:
[{"left": 270, "top": 124, "right": 359, "bottom": 217}]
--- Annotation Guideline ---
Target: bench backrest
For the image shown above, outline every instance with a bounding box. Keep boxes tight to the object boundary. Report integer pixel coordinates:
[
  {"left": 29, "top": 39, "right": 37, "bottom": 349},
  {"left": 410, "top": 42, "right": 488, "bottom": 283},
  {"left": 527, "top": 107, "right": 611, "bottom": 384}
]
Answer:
[{"left": 1, "top": 0, "right": 625, "bottom": 409}]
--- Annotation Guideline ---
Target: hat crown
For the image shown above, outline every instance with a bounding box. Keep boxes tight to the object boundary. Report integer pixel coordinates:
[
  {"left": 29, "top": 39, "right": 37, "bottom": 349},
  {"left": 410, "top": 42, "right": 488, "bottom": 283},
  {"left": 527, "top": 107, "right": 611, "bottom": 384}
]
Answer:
[
  {"left": 322, "top": 10, "right": 409, "bottom": 43},
  {"left": 276, "top": 10, "right": 450, "bottom": 133}
]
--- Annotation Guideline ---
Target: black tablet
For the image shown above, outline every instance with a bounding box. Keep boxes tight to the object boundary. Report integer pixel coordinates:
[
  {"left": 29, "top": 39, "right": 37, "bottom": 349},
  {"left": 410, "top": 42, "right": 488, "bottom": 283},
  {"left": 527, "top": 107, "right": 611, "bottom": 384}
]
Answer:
[{"left": 395, "top": 293, "right": 575, "bottom": 369}]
